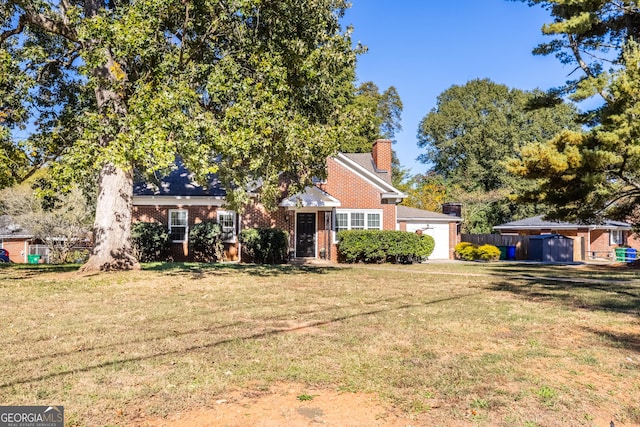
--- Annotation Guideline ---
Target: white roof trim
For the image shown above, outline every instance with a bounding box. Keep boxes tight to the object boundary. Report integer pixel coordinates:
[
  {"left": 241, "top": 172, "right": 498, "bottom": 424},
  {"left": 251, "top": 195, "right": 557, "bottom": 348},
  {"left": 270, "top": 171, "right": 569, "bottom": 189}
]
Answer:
[
  {"left": 398, "top": 216, "right": 462, "bottom": 223},
  {"left": 280, "top": 186, "right": 341, "bottom": 208},
  {"left": 334, "top": 153, "right": 406, "bottom": 199},
  {"left": 494, "top": 224, "right": 632, "bottom": 231},
  {"left": 133, "top": 195, "right": 227, "bottom": 207}
]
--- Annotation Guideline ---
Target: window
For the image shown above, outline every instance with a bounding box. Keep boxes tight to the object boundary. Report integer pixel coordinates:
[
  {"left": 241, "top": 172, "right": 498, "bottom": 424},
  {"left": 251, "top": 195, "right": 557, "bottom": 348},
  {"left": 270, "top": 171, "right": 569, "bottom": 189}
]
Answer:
[
  {"left": 333, "top": 209, "right": 383, "bottom": 241},
  {"left": 351, "top": 212, "right": 365, "bottom": 229},
  {"left": 367, "top": 213, "right": 381, "bottom": 229},
  {"left": 610, "top": 229, "right": 624, "bottom": 245},
  {"left": 169, "top": 210, "right": 188, "bottom": 242},
  {"left": 217, "top": 211, "right": 236, "bottom": 242},
  {"left": 335, "top": 212, "right": 348, "bottom": 233}
]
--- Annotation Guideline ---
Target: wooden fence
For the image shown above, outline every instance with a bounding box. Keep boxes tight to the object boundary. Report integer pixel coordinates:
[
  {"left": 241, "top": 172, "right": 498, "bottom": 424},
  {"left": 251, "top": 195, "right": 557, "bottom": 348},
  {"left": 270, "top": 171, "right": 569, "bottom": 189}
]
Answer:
[{"left": 461, "top": 234, "right": 530, "bottom": 260}]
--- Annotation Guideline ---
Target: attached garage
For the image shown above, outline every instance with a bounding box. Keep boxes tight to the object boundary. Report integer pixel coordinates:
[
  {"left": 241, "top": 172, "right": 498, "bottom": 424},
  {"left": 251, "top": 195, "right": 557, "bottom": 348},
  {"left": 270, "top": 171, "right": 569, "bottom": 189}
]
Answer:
[{"left": 397, "top": 206, "right": 461, "bottom": 260}]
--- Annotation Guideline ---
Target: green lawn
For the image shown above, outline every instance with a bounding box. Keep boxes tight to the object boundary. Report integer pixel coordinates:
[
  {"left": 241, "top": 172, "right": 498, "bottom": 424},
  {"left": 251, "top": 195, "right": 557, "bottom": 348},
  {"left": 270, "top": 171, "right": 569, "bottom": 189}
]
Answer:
[{"left": 1, "top": 262, "right": 639, "bottom": 426}]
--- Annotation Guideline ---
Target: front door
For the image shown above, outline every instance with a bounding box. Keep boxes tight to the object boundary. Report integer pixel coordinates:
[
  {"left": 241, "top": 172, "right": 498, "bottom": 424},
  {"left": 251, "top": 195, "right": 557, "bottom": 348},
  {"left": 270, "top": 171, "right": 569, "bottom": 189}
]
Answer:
[{"left": 296, "top": 213, "right": 316, "bottom": 257}]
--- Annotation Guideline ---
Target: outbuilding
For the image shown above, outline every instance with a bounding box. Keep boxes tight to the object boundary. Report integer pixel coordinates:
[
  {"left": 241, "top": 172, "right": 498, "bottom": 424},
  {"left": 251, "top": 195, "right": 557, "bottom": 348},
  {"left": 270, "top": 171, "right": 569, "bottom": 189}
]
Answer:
[{"left": 529, "top": 234, "right": 574, "bottom": 263}]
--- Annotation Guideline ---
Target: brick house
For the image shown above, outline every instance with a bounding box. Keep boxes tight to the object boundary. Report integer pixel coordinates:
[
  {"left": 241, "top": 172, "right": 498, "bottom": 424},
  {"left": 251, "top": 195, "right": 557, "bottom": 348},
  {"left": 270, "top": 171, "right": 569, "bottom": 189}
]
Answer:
[
  {"left": 494, "top": 215, "right": 640, "bottom": 260},
  {"left": 133, "top": 139, "right": 448, "bottom": 262}
]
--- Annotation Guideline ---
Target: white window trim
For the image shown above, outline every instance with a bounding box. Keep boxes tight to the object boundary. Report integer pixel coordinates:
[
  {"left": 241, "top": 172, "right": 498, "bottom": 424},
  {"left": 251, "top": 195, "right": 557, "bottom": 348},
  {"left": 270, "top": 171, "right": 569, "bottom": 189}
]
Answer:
[
  {"left": 610, "top": 229, "right": 624, "bottom": 245},
  {"left": 169, "top": 209, "right": 188, "bottom": 243},
  {"left": 333, "top": 209, "right": 383, "bottom": 243},
  {"left": 217, "top": 210, "right": 236, "bottom": 243}
]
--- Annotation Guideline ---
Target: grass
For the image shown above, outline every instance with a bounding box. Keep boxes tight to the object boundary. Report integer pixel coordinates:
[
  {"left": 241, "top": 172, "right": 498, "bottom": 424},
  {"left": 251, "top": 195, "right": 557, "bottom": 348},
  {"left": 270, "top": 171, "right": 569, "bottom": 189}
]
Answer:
[{"left": 0, "top": 261, "right": 639, "bottom": 426}]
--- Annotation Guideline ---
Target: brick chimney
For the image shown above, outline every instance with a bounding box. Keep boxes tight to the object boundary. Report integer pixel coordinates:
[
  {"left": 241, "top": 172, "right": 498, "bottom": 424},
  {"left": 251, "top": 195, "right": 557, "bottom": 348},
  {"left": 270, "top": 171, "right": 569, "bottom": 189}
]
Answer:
[{"left": 372, "top": 139, "right": 392, "bottom": 173}]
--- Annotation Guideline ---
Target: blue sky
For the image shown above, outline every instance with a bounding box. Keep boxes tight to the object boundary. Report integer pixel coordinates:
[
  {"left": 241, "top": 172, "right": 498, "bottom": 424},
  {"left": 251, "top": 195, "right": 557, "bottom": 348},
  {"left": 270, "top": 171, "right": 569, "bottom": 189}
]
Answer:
[{"left": 343, "top": 0, "right": 573, "bottom": 174}]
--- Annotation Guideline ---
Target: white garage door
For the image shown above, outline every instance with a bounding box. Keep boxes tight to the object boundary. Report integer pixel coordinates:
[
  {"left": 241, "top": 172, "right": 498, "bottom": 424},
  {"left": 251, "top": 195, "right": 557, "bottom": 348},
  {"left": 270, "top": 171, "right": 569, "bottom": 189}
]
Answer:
[{"left": 405, "top": 223, "right": 450, "bottom": 260}]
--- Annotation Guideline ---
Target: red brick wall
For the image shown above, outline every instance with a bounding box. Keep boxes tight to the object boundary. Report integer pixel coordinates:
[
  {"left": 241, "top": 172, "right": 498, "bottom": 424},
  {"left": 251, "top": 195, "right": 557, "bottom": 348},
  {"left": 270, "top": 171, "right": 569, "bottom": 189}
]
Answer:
[
  {"left": 589, "top": 230, "right": 610, "bottom": 253},
  {"left": 2, "top": 239, "right": 29, "bottom": 263},
  {"left": 449, "top": 222, "right": 460, "bottom": 260},
  {"left": 628, "top": 232, "right": 640, "bottom": 250},
  {"left": 132, "top": 205, "right": 238, "bottom": 261},
  {"left": 320, "top": 157, "right": 396, "bottom": 230},
  {"left": 241, "top": 203, "right": 295, "bottom": 251}
]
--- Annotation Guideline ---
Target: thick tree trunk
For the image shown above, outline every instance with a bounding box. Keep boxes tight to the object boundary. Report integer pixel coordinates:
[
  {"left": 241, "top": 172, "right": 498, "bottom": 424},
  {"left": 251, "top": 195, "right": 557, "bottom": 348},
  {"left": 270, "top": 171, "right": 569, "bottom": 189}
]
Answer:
[{"left": 80, "top": 163, "right": 140, "bottom": 272}]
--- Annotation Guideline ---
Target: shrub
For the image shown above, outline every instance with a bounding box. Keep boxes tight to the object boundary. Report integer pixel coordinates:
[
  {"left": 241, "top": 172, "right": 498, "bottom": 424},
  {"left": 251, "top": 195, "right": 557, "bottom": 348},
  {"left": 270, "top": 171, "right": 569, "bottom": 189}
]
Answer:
[
  {"left": 239, "top": 227, "right": 289, "bottom": 264},
  {"left": 477, "top": 244, "right": 501, "bottom": 261},
  {"left": 65, "top": 249, "right": 90, "bottom": 264},
  {"left": 189, "top": 221, "right": 224, "bottom": 263},
  {"left": 454, "top": 241, "right": 501, "bottom": 261},
  {"left": 337, "top": 230, "right": 434, "bottom": 263},
  {"left": 454, "top": 241, "right": 477, "bottom": 261},
  {"left": 131, "top": 222, "right": 171, "bottom": 262},
  {"left": 417, "top": 234, "right": 435, "bottom": 259}
]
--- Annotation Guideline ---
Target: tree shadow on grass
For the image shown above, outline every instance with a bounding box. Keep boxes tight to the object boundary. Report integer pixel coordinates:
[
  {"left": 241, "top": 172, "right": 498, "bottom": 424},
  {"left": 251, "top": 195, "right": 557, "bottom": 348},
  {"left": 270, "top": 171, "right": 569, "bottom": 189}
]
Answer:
[
  {"left": 0, "top": 290, "right": 483, "bottom": 389},
  {"left": 143, "top": 262, "right": 343, "bottom": 277},
  {"left": 490, "top": 277, "right": 640, "bottom": 354},
  {"left": 491, "top": 278, "right": 640, "bottom": 315},
  {"left": 581, "top": 326, "right": 640, "bottom": 353},
  {"left": 488, "top": 262, "right": 640, "bottom": 283},
  {"left": 0, "top": 263, "right": 81, "bottom": 278}
]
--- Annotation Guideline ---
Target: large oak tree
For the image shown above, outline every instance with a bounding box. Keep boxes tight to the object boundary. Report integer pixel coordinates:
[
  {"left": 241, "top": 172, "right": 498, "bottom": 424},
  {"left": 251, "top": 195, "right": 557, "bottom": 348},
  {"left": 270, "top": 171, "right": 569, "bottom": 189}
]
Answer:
[
  {"left": 416, "top": 78, "right": 579, "bottom": 232},
  {"left": 1, "top": 0, "right": 359, "bottom": 271}
]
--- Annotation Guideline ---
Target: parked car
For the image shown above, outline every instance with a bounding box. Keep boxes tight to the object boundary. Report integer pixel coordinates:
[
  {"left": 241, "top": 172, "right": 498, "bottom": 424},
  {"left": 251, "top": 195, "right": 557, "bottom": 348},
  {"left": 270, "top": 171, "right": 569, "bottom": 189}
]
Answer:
[{"left": 0, "top": 248, "right": 10, "bottom": 263}]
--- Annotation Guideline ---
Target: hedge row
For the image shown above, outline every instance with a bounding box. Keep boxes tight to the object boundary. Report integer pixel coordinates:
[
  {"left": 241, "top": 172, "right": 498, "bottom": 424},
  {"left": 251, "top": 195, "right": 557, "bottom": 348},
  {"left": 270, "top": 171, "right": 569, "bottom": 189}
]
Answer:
[{"left": 337, "top": 230, "right": 435, "bottom": 263}]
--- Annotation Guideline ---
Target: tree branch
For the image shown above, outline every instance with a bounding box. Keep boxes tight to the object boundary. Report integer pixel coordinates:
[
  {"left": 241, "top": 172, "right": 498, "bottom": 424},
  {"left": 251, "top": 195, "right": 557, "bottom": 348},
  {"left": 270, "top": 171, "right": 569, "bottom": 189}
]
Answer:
[
  {"left": 0, "top": 15, "right": 26, "bottom": 44},
  {"left": 24, "top": 9, "right": 78, "bottom": 41},
  {"left": 568, "top": 34, "right": 614, "bottom": 102}
]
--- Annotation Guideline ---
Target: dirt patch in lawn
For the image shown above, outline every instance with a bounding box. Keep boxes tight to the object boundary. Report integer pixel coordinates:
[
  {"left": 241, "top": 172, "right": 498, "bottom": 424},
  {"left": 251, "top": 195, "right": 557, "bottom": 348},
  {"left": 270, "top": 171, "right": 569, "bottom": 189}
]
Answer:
[
  {"left": 124, "top": 379, "right": 628, "bottom": 427},
  {"left": 131, "top": 383, "right": 414, "bottom": 427}
]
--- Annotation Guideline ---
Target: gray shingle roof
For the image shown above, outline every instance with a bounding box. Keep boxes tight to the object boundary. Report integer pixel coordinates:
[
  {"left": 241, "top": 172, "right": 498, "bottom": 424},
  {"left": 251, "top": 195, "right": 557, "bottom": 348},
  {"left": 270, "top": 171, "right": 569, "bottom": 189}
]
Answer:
[
  {"left": 0, "top": 215, "right": 33, "bottom": 238},
  {"left": 397, "top": 205, "right": 461, "bottom": 221},
  {"left": 342, "top": 153, "right": 391, "bottom": 184},
  {"left": 133, "top": 162, "right": 226, "bottom": 197},
  {"left": 494, "top": 215, "right": 631, "bottom": 230}
]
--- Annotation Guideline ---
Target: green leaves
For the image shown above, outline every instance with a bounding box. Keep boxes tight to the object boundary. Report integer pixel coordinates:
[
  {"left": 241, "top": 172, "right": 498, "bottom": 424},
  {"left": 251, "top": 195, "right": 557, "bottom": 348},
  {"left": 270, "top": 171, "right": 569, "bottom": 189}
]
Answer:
[
  {"left": 511, "top": 42, "right": 640, "bottom": 224},
  {"left": 418, "top": 79, "right": 579, "bottom": 193},
  {"left": 336, "top": 230, "right": 434, "bottom": 263},
  {"left": 518, "top": 0, "right": 640, "bottom": 104}
]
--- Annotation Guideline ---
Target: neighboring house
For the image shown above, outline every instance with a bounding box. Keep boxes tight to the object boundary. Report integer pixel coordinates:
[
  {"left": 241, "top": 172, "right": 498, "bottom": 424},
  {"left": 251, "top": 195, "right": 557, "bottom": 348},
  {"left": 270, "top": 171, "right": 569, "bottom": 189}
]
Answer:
[
  {"left": 134, "top": 140, "right": 462, "bottom": 262},
  {"left": 0, "top": 215, "right": 33, "bottom": 263},
  {"left": 396, "top": 205, "right": 462, "bottom": 260},
  {"left": 0, "top": 216, "right": 61, "bottom": 263},
  {"left": 494, "top": 215, "right": 639, "bottom": 260}
]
